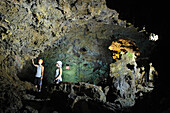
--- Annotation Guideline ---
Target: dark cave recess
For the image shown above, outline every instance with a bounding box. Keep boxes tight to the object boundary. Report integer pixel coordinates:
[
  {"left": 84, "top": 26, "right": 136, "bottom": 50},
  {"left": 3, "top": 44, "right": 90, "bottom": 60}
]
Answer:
[
  {"left": 106, "top": 0, "right": 168, "bottom": 80},
  {"left": 105, "top": 1, "right": 169, "bottom": 113},
  {"left": 106, "top": 0, "right": 169, "bottom": 37}
]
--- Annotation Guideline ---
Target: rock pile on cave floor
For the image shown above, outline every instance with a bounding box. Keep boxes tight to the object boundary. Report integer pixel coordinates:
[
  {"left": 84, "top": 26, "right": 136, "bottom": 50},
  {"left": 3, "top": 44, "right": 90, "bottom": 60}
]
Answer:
[
  {"left": 20, "top": 82, "right": 122, "bottom": 113},
  {"left": 49, "top": 82, "right": 121, "bottom": 113},
  {"left": 18, "top": 79, "right": 156, "bottom": 113}
]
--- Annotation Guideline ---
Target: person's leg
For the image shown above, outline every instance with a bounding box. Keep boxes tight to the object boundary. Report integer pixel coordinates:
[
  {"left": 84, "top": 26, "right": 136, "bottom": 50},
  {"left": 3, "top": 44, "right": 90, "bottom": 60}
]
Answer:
[
  {"left": 39, "top": 79, "right": 42, "bottom": 92},
  {"left": 56, "top": 79, "right": 60, "bottom": 84},
  {"left": 37, "top": 78, "right": 41, "bottom": 92}
]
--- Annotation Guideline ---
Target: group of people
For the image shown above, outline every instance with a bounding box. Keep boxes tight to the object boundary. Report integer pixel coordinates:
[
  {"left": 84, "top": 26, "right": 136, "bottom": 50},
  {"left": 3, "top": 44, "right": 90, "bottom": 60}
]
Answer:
[{"left": 32, "top": 59, "right": 62, "bottom": 92}]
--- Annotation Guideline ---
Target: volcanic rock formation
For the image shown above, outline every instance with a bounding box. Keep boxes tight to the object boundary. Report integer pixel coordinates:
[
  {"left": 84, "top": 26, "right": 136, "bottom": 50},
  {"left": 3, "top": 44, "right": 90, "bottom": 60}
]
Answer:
[{"left": 0, "top": 0, "right": 160, "bottom": 113}]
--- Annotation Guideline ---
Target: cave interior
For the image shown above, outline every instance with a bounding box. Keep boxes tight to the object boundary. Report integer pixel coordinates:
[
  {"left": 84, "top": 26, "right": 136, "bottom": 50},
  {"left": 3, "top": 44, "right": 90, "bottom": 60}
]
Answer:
[{"left": 0, "top": 0, "right": 168, "bottom": 113}]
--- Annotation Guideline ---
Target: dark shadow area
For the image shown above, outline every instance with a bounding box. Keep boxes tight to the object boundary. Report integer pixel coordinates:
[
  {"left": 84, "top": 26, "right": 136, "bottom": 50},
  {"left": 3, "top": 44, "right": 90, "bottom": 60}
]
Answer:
[
  {"left": 17, "top": 60, "right": 36, "bottom": 83},
  {"left": 17, "top": 58, "right": 50, "bottom": 87},
  {"left": 106, "top": 0, "right": 169, "bottom": 113}
]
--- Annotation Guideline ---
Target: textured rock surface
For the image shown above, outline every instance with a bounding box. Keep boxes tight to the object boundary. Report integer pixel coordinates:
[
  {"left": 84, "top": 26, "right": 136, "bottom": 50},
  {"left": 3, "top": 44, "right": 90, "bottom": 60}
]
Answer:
[
  {"left": 0, "top": 0, "right": 119, "bottom": 67},
  {"left": 50, "top": 82, "right": 106, "bottom": 102},
  {"left": 37, "top": 27, "right": 113, "bottom": 84},
  {"left": 0, "top": 0, "right": 152, "bottom": 82},
  {"left": 0, "top": 0, "right": 159, "bottom": 113},
  {"left": 49, "top": 82, "right": 121, "bottom": 113},
  {"left": 106, "top": 49, "right": 158, "bottom": 107},
  {"left": 0, "top": 0, "right": 121, "bottom": 111},
  {"left": 19, "top": 82, "right": 121, "bottom": 113},
  {"left": 109, "top": 52, "right": 137, "bottom": 107}
]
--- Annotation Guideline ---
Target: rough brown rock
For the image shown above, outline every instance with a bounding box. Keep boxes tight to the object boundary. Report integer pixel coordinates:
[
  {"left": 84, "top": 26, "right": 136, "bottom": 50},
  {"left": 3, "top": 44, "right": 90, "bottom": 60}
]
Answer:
[{"left": 0, "top": 0, "right": 158, "bottom": 112}]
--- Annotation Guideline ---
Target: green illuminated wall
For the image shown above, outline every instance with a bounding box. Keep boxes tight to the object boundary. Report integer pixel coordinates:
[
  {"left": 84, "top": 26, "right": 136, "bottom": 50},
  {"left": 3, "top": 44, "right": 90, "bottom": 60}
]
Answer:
[{"left": 38, "top": 26, "right": 113, "bottom": 84}]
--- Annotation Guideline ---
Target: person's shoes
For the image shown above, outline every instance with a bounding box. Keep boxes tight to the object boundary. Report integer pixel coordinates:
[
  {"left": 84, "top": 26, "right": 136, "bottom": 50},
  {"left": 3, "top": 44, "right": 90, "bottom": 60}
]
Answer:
[{"left": 38, "top": 90, "right": 41, "bottom": 92}]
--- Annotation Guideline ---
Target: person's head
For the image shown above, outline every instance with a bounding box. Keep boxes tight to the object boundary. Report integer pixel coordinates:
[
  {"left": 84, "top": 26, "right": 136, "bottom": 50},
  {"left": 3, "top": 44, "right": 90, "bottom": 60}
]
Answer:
[
  {"left": 38, "top": 59, "right": 43, "bottom": 65},
  {"left": 149, "top": 63, "right": 152, "bottom": 66},
  {"left": 141, "top": 66, "right": 145, "bottom": 70},
  {"left": 56, "top": 61, "right": 62, "bottom": 68}
]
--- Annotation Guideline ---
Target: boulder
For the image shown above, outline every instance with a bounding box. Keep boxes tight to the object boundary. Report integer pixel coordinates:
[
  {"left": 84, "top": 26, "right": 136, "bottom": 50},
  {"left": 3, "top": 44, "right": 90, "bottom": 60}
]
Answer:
[{"left": 50, "top": 82, "right": 106, "bottom": 102}]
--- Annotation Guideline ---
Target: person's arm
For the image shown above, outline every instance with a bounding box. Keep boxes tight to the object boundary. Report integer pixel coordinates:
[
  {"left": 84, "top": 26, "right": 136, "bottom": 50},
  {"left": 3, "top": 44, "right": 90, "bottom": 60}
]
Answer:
[
  {"left": 32, "top": 59, "right": 38, "bottom": 67},
  {"left": 55, "top": 68, "right": 62, "bottom": 80},
  {"left": 41, "top": 66, "right": 44, "bottom": 80}
]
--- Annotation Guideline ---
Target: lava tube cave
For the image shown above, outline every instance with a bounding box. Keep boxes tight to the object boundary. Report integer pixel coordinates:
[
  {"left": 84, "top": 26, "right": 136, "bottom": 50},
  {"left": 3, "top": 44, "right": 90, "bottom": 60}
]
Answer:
[{"left": 0, "top": 0, "right": 168, "bottom": 113}]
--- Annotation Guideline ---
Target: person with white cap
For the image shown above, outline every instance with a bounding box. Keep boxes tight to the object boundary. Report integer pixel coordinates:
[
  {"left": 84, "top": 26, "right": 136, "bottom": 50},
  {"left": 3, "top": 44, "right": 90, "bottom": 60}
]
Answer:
[{"left": 54, "top": 61, "right": 62, "bottom": 84}]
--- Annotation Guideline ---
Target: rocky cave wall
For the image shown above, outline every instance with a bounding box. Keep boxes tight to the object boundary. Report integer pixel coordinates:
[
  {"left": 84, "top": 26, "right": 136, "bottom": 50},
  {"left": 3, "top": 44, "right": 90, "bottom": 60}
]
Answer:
[
  {"left": 0, "top": 0, "right": 161, "bottom": 113},
  {"left": 0, "top": 0, "right": 154, "bottom": 84},
  {"left": 21, "top": 18, "right": 153, "bottom": 85}
]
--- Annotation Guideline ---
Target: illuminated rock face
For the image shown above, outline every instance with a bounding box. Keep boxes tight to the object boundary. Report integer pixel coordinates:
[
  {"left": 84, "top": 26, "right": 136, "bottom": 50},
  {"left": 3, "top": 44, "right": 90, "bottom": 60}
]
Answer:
[
  {"left": 108, "top": 39, "right": 158, "bottom": 107},
  {"left": 108, "top": 53, "right": 139, "bottom": 107},
  {"left": 109, "top": 39, "right": 140, "bottom": 61}
]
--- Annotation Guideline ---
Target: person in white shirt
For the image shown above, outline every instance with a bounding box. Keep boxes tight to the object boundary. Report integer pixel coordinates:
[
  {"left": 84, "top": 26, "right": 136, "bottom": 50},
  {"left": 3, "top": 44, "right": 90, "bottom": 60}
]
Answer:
[
  {"left": 54, "top": 61, "right": 62, "bottom": 84},
  {"left": 32, "top": 59, "right": 44, "bottom": 92}
]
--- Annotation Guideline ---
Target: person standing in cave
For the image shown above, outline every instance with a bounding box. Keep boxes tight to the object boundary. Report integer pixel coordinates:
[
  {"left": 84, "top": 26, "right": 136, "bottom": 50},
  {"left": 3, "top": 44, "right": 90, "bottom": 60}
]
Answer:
[
  {"left": 54, "top": 61, "right": 62, "bottom": 84},
  {"left": 144, "top": 61, "right": 150, "bottom": 87},
  {"left": 32, "top": 59, "right": 44, "bottom": 92}
]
